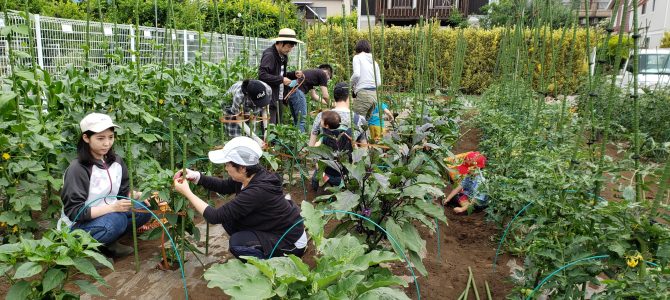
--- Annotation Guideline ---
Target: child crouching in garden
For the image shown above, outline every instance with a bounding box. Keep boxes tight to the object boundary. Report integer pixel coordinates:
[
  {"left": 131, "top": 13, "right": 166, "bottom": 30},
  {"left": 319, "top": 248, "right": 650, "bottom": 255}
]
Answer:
[{"left": 442, "top": 151, "right": 489, "bottom": 214}]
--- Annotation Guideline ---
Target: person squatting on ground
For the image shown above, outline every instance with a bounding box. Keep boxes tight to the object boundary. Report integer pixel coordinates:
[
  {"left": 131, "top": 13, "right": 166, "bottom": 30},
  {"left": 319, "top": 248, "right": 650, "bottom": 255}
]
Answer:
[
  {"left": 258, "top": 28, "right": 303, "bottom": 124},
  {"left": 287, "top": 64, "right": 332, "bottom": 132},
  {"left": 222, "top": 79, "right": 272, "bottom": 145},
  {"left": 442, "top": 152, "right": 489, "bottom": 214},
  {"left": 173, "top": 137, "right": 307, "bottom": 260},
  {"left": 368, "top": 101, "right": 394, "bottom": 142},
  {"left": 60, "top": 113, "right": 150, "bottom": 259},
  {"left": 350, "top": 39, "right": 382, "bottom": 119},
  {"left": 309, "top": 82, "right": 367, "bottom": 189}
]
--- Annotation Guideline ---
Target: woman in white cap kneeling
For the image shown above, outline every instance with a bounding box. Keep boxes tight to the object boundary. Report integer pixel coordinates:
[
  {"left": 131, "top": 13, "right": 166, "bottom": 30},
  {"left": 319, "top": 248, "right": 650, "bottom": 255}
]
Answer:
[
  {"left": 60, "top": 113, "right": 151, "bottom": 260},
  {"left": 172, "top": 136, "right": 307, "bottom": 260}
]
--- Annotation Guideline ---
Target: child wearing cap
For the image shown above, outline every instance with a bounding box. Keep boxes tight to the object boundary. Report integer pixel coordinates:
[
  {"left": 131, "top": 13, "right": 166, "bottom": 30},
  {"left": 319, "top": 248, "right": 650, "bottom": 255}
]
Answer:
[
  {"left": 59, "top": 113, "right": 151, "bottom": 259},
  {"left": 173, "top": 136, "right": 307, "bottom": 260},
  {"left": 442, "top": 152, "right": 489, "bottom": 214},
  {"left": 222, "top": 79, "right": 271, "bottom": 145}
]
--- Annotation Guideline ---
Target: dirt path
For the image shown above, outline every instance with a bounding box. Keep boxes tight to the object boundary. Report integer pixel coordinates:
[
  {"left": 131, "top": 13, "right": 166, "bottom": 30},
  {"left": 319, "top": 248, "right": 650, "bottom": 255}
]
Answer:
[{"left": 404, "top": 117, "right": 514, "bottom": 299}]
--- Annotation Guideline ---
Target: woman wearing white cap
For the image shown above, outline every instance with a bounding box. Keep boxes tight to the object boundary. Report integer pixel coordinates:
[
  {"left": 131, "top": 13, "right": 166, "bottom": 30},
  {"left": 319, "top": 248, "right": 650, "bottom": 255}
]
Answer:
[
  {"left": 173, "top": 136, "right": 307, "bottom": 260},
  {"left": 60, "top": 113, "right": 151, "bottom": 259}
]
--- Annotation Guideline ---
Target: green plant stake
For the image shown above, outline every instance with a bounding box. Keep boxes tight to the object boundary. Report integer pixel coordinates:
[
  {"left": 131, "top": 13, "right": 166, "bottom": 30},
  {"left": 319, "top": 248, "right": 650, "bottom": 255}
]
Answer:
[
  {"left": 180, "top": 135, "right": 187, "bottom": 261},
  {"left": 205, "top": 125, "right": 214, "bottom": 256},
  {"left": 127, "top": 138, "right": 140, "bottom": 273}
]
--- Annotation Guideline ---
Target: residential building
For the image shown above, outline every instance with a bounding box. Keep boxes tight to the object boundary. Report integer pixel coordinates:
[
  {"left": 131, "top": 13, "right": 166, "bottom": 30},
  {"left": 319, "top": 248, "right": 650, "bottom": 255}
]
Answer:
[
  {"left": 357, "top": 0, "right": 485, "bottom": 28},
  {"left": 563, "top": 0, "right": 612, "bottom": 25},
  {"left": 638, "top": 0, "right": 669, "bottom": 48},
  {"left": 610, "top": 0, "right": 670, "bottom": 48},
  {"left": 293, "top": 0, "right": 353, "bottom": 23}
]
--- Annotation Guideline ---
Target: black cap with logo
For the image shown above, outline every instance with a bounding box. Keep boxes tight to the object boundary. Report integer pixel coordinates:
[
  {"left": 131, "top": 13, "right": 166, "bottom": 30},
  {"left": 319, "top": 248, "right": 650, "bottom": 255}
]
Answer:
[{"left": 244, "top": 80, "right": 271, "bottom": 107}]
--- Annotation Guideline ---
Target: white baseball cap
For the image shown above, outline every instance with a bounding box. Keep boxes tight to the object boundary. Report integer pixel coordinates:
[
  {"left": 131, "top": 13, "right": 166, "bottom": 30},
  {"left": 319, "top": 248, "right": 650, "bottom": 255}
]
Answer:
[
  {"left": 208, "top": 136, "right": 263, "bottom": 166},
  {"left": 80, "top": 113, "right": 119, "bottom": 133}
]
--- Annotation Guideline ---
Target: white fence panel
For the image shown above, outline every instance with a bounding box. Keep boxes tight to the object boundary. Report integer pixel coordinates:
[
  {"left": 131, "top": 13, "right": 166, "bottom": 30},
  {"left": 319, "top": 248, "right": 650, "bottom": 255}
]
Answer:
[{"left": 0, "top": 11, "right": 305, "bottom": 77}]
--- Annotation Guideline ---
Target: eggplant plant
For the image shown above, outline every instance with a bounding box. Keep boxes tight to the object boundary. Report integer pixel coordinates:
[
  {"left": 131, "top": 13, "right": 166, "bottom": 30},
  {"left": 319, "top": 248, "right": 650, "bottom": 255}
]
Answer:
[{"left": 307, "top": 101, "right": 461, "bottom": 275}]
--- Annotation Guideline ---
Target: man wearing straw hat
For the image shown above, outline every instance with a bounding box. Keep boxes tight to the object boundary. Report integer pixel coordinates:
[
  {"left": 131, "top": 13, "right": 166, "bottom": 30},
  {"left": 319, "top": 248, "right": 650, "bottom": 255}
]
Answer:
[{"left": 259, "top": 28, "right": 304, "bottom": 125}]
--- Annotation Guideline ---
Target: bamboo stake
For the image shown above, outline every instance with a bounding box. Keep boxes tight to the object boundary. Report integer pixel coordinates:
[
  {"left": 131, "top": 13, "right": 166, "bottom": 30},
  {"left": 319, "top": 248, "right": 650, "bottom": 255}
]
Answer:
[
  {"left": 205, "top": 125, "right": 213, "bottom": 256},
  {"left": 341, "top": 4, "right": 352, "bottom": 129},
  {"left": 180, "top": 135, "right": 187, "bottom": 261},
  {"left": 127, "top": 139, "right": 140, "bottom": 273},
  {"left": 485, "top": 281, "right": 492, "bottom": 300},
  {"left": 469, "top": 267, "right": 480, "bottom": 300},
  {"left": 631, "top": 0, "right": 643, "bottom": 203}
]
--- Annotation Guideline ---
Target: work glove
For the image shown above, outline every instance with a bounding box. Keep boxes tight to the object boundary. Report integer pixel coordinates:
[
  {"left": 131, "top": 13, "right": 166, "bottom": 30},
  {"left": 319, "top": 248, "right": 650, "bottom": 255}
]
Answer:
[
  {"left": 288, "top": 79, "right": 297, "bottom": 88},
  {"left": 173, "top": 168, "right": 201, "bottom": 184}
]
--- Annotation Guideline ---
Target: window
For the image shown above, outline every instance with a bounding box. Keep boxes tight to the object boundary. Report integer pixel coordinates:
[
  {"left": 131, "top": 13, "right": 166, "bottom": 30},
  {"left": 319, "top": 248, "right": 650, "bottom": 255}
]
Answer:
[
  {"left": 433, "top": 0, "right": 453, "bottom": 8},
  {"left": 653, "top": 0, "right": 656, "bottom": 11},
  {"left": 305, "top": 6, "right": 327, "bottom": 20},
  {"left": 597, "top": 1, "right": 608, "bottom": 9},
  {"left": 641, "top": 2, "right": 646, "bottom": 14},
  {"left": 638, "top": 53, "right": 670, "bottom": 74},
  {"left": 312, "top": 7, "right": 327, "bottom": 18},
  {"left": 392, "top": 0, "right": 413, "bottom": 8}
]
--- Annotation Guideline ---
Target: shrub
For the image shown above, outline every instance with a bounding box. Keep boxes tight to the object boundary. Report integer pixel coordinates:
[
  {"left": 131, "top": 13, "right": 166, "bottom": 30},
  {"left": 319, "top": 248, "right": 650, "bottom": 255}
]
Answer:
[
  {"left": 306, "top": 26, "right": 592, "bottom": 94},
  {"left": 3, "top": 0, "right": 302, "bottom": 39},
  {"left": 661, "top": 32, "right": 670, "bottom": 48},
  {"left": 327, "top": 10, "right": 357, "bottom": 28},
  {"left": 603, "top": 35, "right": 633, "bottom": 69}
]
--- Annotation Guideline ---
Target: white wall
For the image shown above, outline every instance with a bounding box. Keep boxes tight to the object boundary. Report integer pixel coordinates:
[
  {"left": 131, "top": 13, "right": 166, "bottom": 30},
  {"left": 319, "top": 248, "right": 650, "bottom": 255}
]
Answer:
[
  {"left": 298, "top": 0, "right": 352, "bottom": 19},
  {"left": 637, "top": 0, "right": 670, "bottom": 48}
]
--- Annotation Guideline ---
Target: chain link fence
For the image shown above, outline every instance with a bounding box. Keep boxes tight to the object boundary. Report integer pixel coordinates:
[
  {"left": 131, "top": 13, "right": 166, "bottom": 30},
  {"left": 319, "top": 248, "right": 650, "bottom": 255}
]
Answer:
[{"left": 0, "top": 11, "right": 305, "bottom": 77}]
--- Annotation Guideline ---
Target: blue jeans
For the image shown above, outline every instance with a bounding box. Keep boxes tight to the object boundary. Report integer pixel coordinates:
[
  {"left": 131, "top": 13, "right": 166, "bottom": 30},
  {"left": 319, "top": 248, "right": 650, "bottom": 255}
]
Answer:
[
  {"left": 288, "top": 90, "right": 307, "bottom": 132},
  {"left": 73, "top": 203, "right": 151, "bottom": 245}
]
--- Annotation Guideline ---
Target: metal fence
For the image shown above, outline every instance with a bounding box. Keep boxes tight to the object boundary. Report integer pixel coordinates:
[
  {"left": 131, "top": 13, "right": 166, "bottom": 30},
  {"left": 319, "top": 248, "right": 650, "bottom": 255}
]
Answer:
[{"left": 0, "top": 11, "right": 305, "bottom": 77}]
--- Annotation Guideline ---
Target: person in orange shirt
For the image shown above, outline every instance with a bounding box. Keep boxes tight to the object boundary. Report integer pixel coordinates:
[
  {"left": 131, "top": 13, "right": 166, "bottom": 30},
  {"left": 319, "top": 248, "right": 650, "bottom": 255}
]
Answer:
[
  {"left": 444, "top": 151, "right": 485, "bottom": 183},
  {"left": 442, "top": 152, "right": 489, "bottom": 214}
]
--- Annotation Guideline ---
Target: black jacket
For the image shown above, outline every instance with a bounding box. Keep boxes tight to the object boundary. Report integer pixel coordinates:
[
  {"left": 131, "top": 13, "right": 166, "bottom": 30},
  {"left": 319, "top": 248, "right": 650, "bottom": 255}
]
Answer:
[
  {"left": 258, "top": 45, "right": 298, "bottom": 106},
  {"left": 198, "top": 168, "right": 304, "bottom": 256}
]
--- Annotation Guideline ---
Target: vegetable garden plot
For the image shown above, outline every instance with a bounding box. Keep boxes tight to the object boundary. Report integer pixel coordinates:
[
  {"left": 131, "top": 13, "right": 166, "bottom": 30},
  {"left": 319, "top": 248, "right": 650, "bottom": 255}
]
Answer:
[{"left": 2, "top": 0, "right": 670, "bottom": 299}]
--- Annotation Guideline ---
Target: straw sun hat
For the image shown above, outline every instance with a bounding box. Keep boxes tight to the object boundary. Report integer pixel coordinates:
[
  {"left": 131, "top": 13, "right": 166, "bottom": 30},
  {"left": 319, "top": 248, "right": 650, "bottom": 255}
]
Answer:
[{"left": 273, "top": 28, "right": 303, "bottom": 44}]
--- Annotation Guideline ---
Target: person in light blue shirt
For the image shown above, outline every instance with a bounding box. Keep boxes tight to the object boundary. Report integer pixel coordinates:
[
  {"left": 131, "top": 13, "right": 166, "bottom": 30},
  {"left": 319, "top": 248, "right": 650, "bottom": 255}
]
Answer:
[{"left": 367, "top": 102, "right": 394, "bottom": 141}]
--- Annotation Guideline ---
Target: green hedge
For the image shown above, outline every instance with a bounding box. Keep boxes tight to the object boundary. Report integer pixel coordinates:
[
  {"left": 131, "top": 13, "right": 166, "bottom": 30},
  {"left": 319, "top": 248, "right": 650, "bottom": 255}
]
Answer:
[
  {"left": 2, "top": 0, "right": 302, "bottom": 39},
  {"left": 306, "top": 26, "right": 593, "bottom": 94}
]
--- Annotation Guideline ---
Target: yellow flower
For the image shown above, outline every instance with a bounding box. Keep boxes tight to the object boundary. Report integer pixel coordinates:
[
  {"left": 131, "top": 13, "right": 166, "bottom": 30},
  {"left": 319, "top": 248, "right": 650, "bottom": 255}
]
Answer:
[
  {"left": 159, "top": 99, "right": 165, "bottom": 105},
  {"left": 2, "top": 153, "right": 9, "bottom": 160},
  {"left": 181, "top": 99, "right": 186, "bottom": 105},
  {"left": 11, "top": 225, "right": 18, "bottom": 233},
  {"left": 0, "top": 222, "right": 6, "bottom": 228},
  {"left": 626, "top": 252, "right": 643, "bottom": 268}
]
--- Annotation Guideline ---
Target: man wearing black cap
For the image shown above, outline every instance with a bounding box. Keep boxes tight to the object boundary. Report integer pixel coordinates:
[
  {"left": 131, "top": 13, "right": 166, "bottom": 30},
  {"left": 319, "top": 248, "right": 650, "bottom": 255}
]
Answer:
[{"left": 222, "top": 79, "right": 272, "bottom": 145}]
